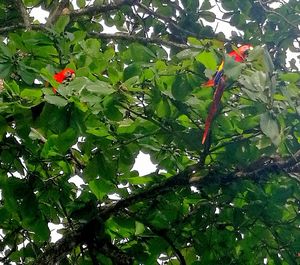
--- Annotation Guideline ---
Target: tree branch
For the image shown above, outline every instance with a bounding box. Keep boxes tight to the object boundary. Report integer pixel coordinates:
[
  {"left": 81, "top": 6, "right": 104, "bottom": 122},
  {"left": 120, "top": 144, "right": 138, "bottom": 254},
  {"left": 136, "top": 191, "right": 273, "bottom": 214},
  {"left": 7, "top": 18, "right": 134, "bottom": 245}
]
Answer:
[
  {"left": 46, "top": 0, "right": 69, "bottom": 26},
  {"left": 13, "top": 0, "right": 31, "bottom": 30},
  {"left": 32, "top": 149, "right": 300, "bottom": 263},
  {"left": 258, "top": 0, "right": 300, "bottom": 32},
  {"left": 69, "top": 0, "right": 137, "bottom": 20},
  {"left": 89, "top": 32, "right": 190, "bottom": 49},
  {"left": 33, "top": 219, "right": 133, "bottom": 265},
  {"left": 136, "top": 1, "right": 197, "bottom": 38}
]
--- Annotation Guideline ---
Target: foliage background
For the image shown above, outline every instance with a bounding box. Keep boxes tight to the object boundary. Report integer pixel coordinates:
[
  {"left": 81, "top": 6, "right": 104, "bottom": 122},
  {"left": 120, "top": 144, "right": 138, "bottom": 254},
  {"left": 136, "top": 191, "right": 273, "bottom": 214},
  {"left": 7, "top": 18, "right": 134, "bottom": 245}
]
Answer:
[{"left": 0, "top": 0, "right": 300, "bottom": 264}]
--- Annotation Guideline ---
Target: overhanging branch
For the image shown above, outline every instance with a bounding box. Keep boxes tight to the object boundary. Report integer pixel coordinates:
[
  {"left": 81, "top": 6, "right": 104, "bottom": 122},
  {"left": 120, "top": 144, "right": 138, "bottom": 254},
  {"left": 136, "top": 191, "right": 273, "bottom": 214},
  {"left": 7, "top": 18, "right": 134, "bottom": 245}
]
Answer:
[
  {"left": 69, "top": 0, "right": 137, "bottom": 20},
  {"left": 33, "top": 149, "right": 300, "bottom": 263},
  {"left": 46, "top": 0, "right": 69, "bottom": 26},
  {"left": 13, "top": 0, "right": 31, "bottom": 30},
  {"left": 89, "top": 32, "right": 190, "bottom": 49}
]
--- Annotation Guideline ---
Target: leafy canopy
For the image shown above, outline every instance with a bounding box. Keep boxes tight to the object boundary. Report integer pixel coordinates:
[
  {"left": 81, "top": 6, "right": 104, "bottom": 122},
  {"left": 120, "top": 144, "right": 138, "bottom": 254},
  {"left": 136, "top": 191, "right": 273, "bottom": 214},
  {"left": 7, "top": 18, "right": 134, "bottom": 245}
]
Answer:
[{"left": 0, "top": 0, "right": 299, "bottom": 264}]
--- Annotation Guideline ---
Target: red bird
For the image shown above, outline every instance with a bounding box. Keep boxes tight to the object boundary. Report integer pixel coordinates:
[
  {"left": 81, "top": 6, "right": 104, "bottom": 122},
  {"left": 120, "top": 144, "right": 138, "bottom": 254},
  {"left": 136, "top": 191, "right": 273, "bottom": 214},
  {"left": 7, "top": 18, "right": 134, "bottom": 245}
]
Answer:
[
  {"left": 201, "top": 45, "right": 252, "bottom": 145},
  {"left": 53, "top": 68, "right": 75, "bottom": 93}
]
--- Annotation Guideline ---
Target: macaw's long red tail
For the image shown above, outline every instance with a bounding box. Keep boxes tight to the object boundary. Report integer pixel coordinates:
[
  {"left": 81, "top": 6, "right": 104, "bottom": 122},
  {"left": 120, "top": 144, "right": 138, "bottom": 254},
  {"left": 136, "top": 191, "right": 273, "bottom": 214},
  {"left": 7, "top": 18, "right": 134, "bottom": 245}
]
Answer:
[{"left": 201, "top": 77, "right": 226, "bottom": 144}]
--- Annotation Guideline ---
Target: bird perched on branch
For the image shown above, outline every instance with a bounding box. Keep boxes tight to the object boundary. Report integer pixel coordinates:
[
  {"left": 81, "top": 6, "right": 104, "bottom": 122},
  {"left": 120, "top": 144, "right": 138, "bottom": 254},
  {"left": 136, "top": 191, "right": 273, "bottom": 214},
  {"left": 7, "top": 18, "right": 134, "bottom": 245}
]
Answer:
[
  {"left": 201, "top": 44, "right": 252, "bottom": 145},
  {"left": 53, "top": 68, "right": 75, "bottom": 93}
]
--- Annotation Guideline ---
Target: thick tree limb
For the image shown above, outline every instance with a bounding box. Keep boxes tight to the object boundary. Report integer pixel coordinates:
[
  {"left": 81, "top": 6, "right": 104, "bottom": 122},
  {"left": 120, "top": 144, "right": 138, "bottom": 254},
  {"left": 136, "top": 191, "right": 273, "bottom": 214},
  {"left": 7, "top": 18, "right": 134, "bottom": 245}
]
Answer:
[
  {"left": 46, "top": 0, "right": 69, "bottom": 26},
  {"left": 14, "top": 0, "right": 31, "bottom": 30},
  {"left": 33, "top": 149, "right": 300, "bottom": 263},
  {"left": 0, "top": 23, "right": 189, "bottom": 49},
  {"left": 33, "top": 219, "right": 133, "bottom": 265},
  {"left": 69, "top": 0, "right": 137, "bottom": 20},
  {"left": 89, "top": 32, "right": 190, "bottom": 49}
]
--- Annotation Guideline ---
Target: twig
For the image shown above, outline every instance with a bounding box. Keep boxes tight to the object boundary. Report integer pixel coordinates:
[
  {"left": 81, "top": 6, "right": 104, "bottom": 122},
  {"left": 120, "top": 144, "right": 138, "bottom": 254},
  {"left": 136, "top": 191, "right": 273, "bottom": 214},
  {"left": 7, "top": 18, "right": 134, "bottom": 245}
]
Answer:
[
  {"left": 89, "top": 32, "right": 189, "bottom": 49},
  {"left": 258, "top": 0, "right": 300, "bottom": 31},
  {"left": 124, "top": 209, "right": 187, "bottom": 265},
  {"left": 136, "top": 1, "right": 197, "bottom": 38}
]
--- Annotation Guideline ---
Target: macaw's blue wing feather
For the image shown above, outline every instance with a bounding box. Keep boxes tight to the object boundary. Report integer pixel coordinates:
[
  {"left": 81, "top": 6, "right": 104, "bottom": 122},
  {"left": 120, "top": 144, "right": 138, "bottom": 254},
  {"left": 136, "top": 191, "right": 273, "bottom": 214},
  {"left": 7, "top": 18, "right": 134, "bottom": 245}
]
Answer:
[{"left": 213, "top": 70, "right": 224, "bottom": 86}]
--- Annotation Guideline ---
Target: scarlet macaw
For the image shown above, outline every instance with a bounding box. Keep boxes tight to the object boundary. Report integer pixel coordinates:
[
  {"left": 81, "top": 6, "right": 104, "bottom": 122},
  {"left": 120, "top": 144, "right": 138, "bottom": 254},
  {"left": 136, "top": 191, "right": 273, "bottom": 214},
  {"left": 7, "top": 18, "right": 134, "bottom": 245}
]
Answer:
[
  {"left": 53, "top": 68, "right": 75, "bottom": 93},
  {"left": 201, "top": 45, "right": 252, "bottom": 144}
]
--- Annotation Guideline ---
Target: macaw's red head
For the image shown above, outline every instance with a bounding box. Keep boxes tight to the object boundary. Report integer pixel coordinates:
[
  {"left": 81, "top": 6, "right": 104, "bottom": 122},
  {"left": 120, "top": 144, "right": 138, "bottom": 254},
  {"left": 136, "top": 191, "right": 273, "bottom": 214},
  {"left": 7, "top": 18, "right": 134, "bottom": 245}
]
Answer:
[
  {"left": 52, "top": 68, "right": 75, "bottom": 93},
  {"left": 54, "top": 68, "right": 75, "bottom": 84},
  {"left": 229, "top": 44, "right": 253, "bottom": 62}
]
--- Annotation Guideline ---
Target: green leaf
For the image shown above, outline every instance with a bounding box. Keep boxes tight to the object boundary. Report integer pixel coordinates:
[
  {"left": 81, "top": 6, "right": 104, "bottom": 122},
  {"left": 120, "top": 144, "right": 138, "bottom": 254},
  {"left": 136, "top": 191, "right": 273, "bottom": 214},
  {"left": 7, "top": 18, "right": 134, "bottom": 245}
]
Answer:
[
  {"left": 85, "top": 115, "right": 111, "bottom": 137},
  {"left": 176, "top": 49, "right": 200, "bottom": 60},
  {"left": 156, "top": 98, "right": 171, "bottom": 118},
  {"left": 54, "top": 15, "right": 70, "bottom": 33},
  {"left": 223, "top": 54, "right": 244, "bottom": 80},
  {"left": 40, "top": 68, "right": 59, "bottom": 88},
  {"left": 85, "top": 80, "right": 115, "bottom": 95},
  {"left": 0, "top": 63, "right": 12, "bottom": 78},
  {"left": 89, "top": 179, "right": 114, "bottom": 200},
  {"left": 260, "top": 112, "right": 280, "bottom": 145},
  {"left": 171, "top": 75, "right": 191, "bottom": 101},
  {"left": 44, "top": 95, "right": 68, "bottom": 107},
  {"left": 0, "top": 43, "right": 12, "bottom": 58},
  {"left": 85, "top": 38, "right": 101, "bottom": 55},
  {"left": 135, "top": 221, "right": 145, "bottom": 235},
  {"left": 200, "top": 11, "right": 216, "bottom": 22},
  {"left": 56, "top": 128, "right": 77, "bottom": 153},
  {"left": 123, "top": 63, "right": 142, "bottom": 81},
  {"left": 196, "top": 51, "right": 218, "bottom": 70},
  {"left": 280, "top": 72, "right": 300, "bottom": 83},
  {"left": 76, "top": 0, "right": 86, "bottom": 8},
  {"left": 200, "top": 0, "right": 212, "bottom": 10},
  {"left": 20, "top": 89, "right": 43, "bottom": 100}
]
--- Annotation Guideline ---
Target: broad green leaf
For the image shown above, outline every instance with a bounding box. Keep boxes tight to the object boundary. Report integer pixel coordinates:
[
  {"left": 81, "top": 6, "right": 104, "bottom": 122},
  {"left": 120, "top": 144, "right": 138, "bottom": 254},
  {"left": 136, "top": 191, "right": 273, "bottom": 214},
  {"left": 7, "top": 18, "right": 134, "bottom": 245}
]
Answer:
[
  {"left": 54, "top": 15, "right": 70, "bottom": 33},
  {"left": 223, "top": 54, "right": 244, "bottom": 80},
  {"left": 0, "top": 43, "right": 12, "bottom": 58},
  {"left": 0, "top": 63, "right": 12, "bottom": 78},
  {"left": 44, "top": 94, "right": 68, "bottom": 107},
  {"left": 89, "top": 179, "right": 114, "bottom": 200},
  {"left": 123, "top": 63, "right": 142, "bottom": 81},
  {"left": 280, "top": 72, "right": 300, "bottom": 83},
  {"left": 20, "top": 89, "right": 43, "bottom": 100},
  {"left": 200, "top": 0, "right": 212, "bottom": 10},
  {"left": 40, "top": 68, "right": 60, "bottom": 88},
  {"left": 85, "top": 80, "right": 115, "bottom": 95},
  {"left": 176, "top": 49, "right": 200, "bottom": 60},
  {"left": 127, "top": 175, "right": 153, "bottom": 184},
  {"left": 260, "top": 112, "right": 280, "bottom": 145},
  {"left": 171, "top": 75, "right": 191, "bottom": 101},
  {"left": 200, "top": 11, "right": 216, "bottom": 22},
  {"left": 135, "top": 221, "right": 145, "bottom": 235},
  {"left": 156, "top": 98, "right": 171, "bottom": 118},
  {"left": 85, "top": 38, "right": 101, "bottom": 55},
  {"left": 196, "top": 51, "right": 218, "bottom": 70},
  {"left": 76, "top": 0, "right": 86, "bottom": 8}
]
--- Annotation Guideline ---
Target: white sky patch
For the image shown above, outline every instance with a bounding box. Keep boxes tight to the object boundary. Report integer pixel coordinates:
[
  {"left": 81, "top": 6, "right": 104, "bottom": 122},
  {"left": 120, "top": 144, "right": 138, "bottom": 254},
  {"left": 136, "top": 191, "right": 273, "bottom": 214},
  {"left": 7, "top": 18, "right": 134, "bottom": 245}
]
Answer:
[
  {"left": 68, "top": 175, "right": 85, "bottom": 197},
  {"left": 191, "top": 185, "right": 200, "bottom": 193},
  {"left": 100, "top": 21, "right": 118, "bottom": 34},
  {"left": 31, "top": 7, "right": 49, "bottom": 24},
  {"left": 48, "top": 222, "right": 64, "bottom": 242},
  {"left": 132, "top": 152, "right": 157, "bottom": 176},
  {"left": 201, "top": 0, "right": 243, "bottom": 38},
  {"left": 108, "top": 193, "right": 121, "bottom": 200}
]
